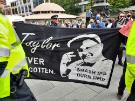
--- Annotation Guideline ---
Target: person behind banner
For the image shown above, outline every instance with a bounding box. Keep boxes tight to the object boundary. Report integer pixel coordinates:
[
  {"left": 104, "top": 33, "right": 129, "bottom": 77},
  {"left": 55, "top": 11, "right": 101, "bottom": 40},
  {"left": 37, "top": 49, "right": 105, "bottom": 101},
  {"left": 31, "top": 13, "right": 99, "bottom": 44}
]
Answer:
[
  {"left": 86, "top": 9, "right": 93, "bottom": 27},
  {"left": 112, "top": 12, "right": 128, "bottom": 66},
  {"left": 60, "top": 34, "right": 113, "bottom": 84},
  {"left": 50, "top": 15, "right": 60, "bottom": 27}
]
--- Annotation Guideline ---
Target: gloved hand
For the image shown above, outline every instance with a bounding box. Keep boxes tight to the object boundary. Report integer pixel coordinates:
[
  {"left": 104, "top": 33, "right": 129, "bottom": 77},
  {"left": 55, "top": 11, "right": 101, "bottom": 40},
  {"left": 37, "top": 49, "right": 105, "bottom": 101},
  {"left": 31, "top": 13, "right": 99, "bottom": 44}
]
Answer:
[{"left": 16, "top": 70, "right": 28, "bottom": 87}]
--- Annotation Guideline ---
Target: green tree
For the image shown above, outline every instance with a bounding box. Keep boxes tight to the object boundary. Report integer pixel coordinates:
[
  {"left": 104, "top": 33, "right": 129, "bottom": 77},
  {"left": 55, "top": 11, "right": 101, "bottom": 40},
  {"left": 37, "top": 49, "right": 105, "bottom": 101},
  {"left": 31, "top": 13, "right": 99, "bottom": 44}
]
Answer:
[
  {"left": 108, "top": 0, "right": 131, "bottom": 13},
  {"left": 51, "top": 0, "right": 81, "bottom": 15}
]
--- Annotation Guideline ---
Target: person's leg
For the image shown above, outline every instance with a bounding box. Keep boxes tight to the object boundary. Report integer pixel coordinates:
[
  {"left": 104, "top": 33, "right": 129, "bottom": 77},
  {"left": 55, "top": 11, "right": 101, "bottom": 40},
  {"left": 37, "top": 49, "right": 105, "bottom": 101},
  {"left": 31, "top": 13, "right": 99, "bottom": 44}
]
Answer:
[
  {"left": 1, "top": 81, "right": 37, "bottom": 101},
  {"left": 118, "top": 47, "right": 123, "bottom": 66},
  {"left": 117, "top": 59, "right": 127, "bottom": 99},
  {"left": 127, "top": 80, "right": 135, "bottom": 101}
]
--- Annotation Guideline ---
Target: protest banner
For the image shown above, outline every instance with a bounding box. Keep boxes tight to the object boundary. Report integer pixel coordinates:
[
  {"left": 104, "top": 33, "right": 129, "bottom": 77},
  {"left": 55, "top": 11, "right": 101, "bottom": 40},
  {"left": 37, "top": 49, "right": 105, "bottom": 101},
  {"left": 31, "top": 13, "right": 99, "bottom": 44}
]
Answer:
[{"left": 15, "top": 23, "right": 120, "bottom": 88}]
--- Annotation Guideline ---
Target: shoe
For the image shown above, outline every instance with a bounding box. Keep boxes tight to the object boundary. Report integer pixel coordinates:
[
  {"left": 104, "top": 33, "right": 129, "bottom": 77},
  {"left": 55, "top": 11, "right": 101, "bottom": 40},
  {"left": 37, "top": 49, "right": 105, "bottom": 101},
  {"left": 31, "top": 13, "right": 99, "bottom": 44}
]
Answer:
[{"left": 117, "top": 93, "right": 123, "bottom": 100}]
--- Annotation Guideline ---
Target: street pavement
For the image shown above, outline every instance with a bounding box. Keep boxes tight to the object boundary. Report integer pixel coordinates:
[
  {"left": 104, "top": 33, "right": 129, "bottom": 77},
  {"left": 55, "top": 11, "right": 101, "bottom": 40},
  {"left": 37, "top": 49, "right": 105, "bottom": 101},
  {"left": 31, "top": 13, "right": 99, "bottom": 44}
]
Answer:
[{"left": 25, "top": 59, "right": 129, "bottom": 101}]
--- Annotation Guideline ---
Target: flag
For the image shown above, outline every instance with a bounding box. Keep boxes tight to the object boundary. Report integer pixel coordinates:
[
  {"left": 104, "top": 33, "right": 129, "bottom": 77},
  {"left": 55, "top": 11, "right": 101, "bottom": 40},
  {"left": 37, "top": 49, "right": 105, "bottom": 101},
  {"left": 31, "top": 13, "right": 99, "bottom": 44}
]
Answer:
[{"left": 15, "top": 22, "right": 120, "bottom": 88}]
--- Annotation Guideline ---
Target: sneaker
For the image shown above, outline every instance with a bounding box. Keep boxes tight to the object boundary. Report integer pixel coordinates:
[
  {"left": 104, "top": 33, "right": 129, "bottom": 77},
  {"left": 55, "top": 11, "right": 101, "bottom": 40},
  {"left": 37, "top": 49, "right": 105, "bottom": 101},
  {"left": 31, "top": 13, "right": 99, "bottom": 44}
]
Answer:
[{"left": 117, "top": 93, "right": 123, "bottom": 100}]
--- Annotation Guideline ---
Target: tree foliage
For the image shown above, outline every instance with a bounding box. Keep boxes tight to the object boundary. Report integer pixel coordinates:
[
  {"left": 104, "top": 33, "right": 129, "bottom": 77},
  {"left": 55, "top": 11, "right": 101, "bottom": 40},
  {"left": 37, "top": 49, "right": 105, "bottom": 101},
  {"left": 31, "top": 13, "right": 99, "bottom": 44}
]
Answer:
[
  {"left": 50, "top": 0, "right": 81, "bottom": 15},
  {"left": 50, "top": 0, "right": 133, "bottom": 15},
  {"left": 108, "top": 0, "right": 131, "bottom": 13}
]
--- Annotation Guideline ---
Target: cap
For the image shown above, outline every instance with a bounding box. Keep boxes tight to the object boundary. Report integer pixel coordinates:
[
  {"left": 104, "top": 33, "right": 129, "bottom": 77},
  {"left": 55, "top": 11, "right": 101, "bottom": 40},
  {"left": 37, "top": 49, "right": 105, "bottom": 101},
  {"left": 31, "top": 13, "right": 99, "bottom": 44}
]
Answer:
[
  {"left": 51, "top": 15, "right": 58, "bottom": 19},
  {"left": 67, "top": 34, "right": 101, "bottom": 48}
]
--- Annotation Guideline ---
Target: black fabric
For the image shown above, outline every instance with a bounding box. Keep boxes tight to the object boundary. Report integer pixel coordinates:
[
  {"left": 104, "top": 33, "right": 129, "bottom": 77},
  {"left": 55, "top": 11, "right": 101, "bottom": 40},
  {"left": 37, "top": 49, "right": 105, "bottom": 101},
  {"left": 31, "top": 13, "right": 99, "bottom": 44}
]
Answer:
[
  {"left": 118, "top": 59, "right": 127, "bottom": 95},
  {"left": 1, "top": 82, "right": 37, "bottom": 101},
  {"left": 14, "top": 22, "right": 121, "bottom": 88},
  {"left": 118, "top": 47, "right": 123, "bottom": 64},
  {"left": 118, "top": 59, "right": 135, "bottom": 100},
  {"left": 0, "top": 62, "right": 8, "bottom": 76},
  {"left": 127, "top": 81, "right": 135, "bottom": 101},
  {"left": 117, "top": 34, "right": 127, "bottom": 65}
]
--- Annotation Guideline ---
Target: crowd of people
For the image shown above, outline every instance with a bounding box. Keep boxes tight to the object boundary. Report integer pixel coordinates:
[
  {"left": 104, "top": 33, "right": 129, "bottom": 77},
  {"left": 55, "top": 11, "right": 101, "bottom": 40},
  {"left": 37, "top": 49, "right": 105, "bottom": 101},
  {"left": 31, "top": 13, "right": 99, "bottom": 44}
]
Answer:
[
  {"left": 1, "top": 5, "right": 135, "bottom": 101},
  {"left": 48, "top": 11, "right": 133, "bottom": 30}
]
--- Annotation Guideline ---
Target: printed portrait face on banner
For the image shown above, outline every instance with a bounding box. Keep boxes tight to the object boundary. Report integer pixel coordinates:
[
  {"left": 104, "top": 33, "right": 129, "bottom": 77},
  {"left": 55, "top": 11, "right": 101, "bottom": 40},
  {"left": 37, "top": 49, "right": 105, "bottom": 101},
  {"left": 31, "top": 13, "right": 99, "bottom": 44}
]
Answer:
[
  {"left": 60, "top": 34, "right": 113, "bottom": 85},
  {"left": 77, "top": 38, "right": 103, "bottom": 64}
]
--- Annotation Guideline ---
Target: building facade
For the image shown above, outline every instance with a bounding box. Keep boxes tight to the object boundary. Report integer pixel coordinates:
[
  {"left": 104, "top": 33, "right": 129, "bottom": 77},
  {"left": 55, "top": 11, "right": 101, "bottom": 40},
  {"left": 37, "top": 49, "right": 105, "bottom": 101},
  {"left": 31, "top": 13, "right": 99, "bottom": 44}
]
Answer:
[
  {"left": 10, "top": 0, "right": 45, "bottom": 16},
  {"left": 0, "top": 0, "right": 6, "bottom": 5}
]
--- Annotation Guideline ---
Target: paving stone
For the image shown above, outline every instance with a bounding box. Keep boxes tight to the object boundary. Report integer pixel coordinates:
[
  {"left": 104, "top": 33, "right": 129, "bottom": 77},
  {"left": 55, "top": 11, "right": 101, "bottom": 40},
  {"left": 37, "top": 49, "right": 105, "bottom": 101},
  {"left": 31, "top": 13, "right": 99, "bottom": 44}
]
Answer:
[
  {"left": 49, "top": 81, "right": 71, "bottom": 87},
  {"left": 37, "top": 83, "right": 77, "bottom": 101},
  {"left": 26, "top": 79, "right": 55, "bottom": 98},
  {"left": 58, "top": 87, "right": 97, "bottom": 101},
  {"left": 84, "top": 84, "right": 105, "bottom": 93}
]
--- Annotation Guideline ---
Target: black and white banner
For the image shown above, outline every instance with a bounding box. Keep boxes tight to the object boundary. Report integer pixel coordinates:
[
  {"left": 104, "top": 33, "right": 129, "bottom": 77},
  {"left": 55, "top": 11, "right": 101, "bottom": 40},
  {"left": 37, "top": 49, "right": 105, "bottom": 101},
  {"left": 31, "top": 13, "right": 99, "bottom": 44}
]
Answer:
[{"left": 15, "top": 23, "right": 121, "bottom": 88}]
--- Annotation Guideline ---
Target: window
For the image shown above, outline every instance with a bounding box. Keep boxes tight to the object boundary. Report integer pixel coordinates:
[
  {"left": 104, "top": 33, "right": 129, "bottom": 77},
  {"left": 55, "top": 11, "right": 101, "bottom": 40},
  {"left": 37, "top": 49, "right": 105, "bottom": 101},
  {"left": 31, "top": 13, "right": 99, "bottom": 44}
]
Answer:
[
  {"left": 21, "top": 6, "right": 24, "bottom": 13},
  {"left": 12, "top": 9, "right": 15, "bottom": 14},
  {"left": 25, "top": 5, "right": 28, "bottom": 12},
  {"left": 28, "top": 5, "right": 31, "bottom": 12},
  {"left": 11, "top": 2, "right": 13, "bottom": 6},
  {"left": 15, "top": 8, "right": 18, "bottom": 14},
  {"left": 23, "top": 0, "right": 27, "bottom": 4}
]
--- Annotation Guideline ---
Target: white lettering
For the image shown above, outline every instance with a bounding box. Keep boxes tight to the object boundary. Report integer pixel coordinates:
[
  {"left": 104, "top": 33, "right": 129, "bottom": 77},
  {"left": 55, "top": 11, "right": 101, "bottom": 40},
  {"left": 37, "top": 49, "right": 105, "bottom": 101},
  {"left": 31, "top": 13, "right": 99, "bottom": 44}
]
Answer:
[
  {"left": 52, "top": 43, "right": 60, "bottom": 50},
  {"left": 33, "top": 58, "right": 39, "bottom": 65},
  {"left": 33, "top": 67, "right": 38, "bottom": 72},
  {"left": 29, "top": 67, "right": 54, "bottom": 74},
  {"left": 46, "top": 43, "right": 52, "bottom": 49},
  {"left": 25, "top": 36, "right": 60, "bottom": 53},
  {"left": 27, "top": 57, "right": 45, "bottom": 66},
  {"left": 39, "top": 58, "right": 44, "bottom": 65},
  {"left": 21, "top": 33, "right": 35, "bottom": 44}
]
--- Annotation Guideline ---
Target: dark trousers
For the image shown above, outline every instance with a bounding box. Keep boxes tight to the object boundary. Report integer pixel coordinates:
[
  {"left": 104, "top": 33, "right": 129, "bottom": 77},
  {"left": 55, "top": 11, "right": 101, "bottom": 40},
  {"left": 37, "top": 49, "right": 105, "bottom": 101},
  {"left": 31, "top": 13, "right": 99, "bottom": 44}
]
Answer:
[
  {"left": 118, "top": 59, "right": 127, "bottom": 95},
  {"left": 118, "top": 47, "right": 123, "bottom": 63},
  {"left": 1, "top": 82, "right": 37, "bottom": 101},
  {"left": 118, "top": 59, "right": 135, "bottom": 101},
  {"left": 127, "top": 81, "right": 135, "bottom": 101}
]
